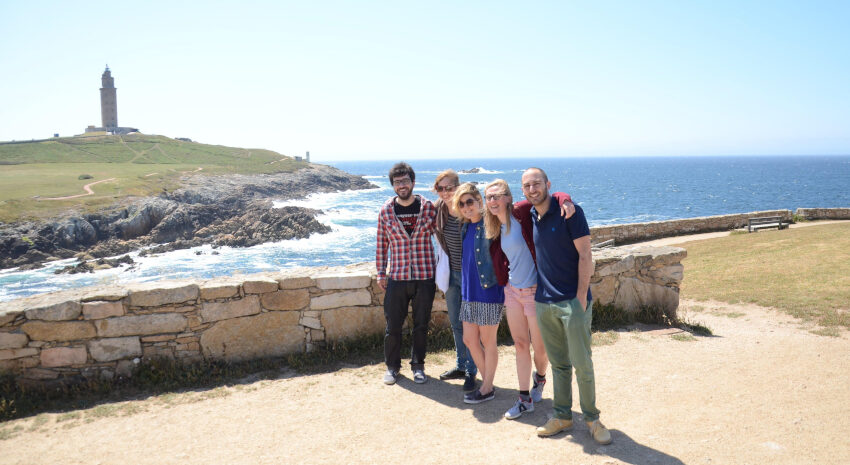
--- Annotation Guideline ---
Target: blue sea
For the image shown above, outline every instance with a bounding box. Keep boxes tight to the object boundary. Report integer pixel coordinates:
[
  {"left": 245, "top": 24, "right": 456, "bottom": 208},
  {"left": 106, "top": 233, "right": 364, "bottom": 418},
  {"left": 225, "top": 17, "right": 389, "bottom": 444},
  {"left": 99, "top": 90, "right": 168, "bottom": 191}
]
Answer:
[{"left": 1, "top": 155, "right": 848, "bottom": 302}]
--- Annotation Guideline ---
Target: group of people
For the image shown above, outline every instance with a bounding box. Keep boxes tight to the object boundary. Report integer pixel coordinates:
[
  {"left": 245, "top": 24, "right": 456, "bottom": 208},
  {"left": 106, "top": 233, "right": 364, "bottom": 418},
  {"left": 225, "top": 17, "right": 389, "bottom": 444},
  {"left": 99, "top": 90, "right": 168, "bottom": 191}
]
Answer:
[{"left": 375, "top": 162, "right": 612, "bottom": 445}]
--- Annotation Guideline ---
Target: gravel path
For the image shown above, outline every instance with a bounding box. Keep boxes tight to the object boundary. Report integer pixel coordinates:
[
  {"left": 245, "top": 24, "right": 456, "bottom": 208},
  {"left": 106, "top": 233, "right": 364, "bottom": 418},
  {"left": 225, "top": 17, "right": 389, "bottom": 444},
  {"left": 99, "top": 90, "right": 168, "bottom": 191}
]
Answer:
[{"left": 2, "top": 299, "right": 848, "bottom": 465}]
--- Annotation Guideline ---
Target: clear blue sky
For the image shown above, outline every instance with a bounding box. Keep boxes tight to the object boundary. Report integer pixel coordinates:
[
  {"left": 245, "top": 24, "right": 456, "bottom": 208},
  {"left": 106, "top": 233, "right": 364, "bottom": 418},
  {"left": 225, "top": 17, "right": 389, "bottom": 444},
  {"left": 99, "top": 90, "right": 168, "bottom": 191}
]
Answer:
[{"left": 1, "top": 1, "right": 848, "bottom": 161}]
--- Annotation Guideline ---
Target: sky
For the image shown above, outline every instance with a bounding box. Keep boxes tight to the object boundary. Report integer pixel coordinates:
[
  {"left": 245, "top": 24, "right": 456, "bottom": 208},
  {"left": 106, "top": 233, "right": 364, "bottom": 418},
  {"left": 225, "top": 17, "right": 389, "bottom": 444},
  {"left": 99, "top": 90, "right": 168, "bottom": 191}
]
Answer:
[{"left": 1, "top": 1, "right": 849, "bottom": 161}]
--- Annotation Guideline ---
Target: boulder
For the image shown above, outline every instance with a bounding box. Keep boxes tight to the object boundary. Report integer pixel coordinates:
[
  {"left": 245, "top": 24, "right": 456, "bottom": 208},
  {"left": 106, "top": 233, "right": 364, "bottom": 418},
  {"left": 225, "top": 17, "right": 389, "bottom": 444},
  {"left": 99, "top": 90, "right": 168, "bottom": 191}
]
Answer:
[
  {"left": 311, "top": 290, "right": 371, "bottom": 310},
  {"left": 22, "top": 321, "right": 96, "bottom": 341},
  {"left": 94, "top": 313, "right": 187, "bottom": 337},
  {"left": 261, "top": 289, "right": 310, "bottom": 311},
  {"left": 89, "top": 337, "right": 142, "bottom": 362},
  {"left": 24, "top": 300, "right": 82, "bottom": 321},
  {"left": 322, "top": 306, "right": 385, "bottom": 341},
  {"left": 40, "top": 346, "right": 88, "bottom": 367},
  {"left": 590, "top": 275, "right": 618, "bottom": 306},
  {"left": 278, "top": 277, "right": 315, "bottom": 289},
  {"left": 127, "top": 282, "right": 199, "bottom": 307},
  {"left": 82, "top": 301, "right": 125, "bottom": 319},
  {"left": 0, "top": 347, "right": 39, "bottom": 361},
  {"left": 243, "top": 279, "right": 279, "bottom": 294},
  {"left": 201, "top": 295, "right": 261, "bottom": 322},
  {"left": 614, "top": 277, "right": 679, "bottom": 318},
  {"left": 315, "top": 273, "right": 372, "bottom": 290},
  {"left": 200, "top": 311, "right": 303, "bottom": 362},
  {"left": 0, "top": 332, "right": 28, "bottom": 350}
]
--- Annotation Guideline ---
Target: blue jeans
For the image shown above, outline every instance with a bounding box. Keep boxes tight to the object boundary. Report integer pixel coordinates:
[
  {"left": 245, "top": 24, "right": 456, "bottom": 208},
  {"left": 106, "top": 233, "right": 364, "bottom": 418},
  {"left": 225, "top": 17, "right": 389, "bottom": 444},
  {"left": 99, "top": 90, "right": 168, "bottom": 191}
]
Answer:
[{"left": 446, "top": 270, "right": 477, "bottom": 376}]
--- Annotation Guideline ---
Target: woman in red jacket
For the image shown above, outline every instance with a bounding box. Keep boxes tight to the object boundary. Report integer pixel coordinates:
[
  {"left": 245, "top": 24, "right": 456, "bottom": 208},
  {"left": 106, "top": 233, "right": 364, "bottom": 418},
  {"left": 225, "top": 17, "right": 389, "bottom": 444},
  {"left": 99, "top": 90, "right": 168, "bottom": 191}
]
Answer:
[{"left": 484, "top": 179, "right": 573, "bottom": 420}]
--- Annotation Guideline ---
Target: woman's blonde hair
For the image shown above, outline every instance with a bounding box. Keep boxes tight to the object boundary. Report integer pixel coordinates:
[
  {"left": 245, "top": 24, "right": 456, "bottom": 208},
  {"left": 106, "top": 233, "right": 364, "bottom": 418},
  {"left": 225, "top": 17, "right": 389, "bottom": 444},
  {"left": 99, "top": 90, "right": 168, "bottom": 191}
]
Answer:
[
  {"left": 451, "top": 182, "right": 483, "bottom": 223},
  {"left": 433, "top": 169, "right": 460, "bottom": 191},
  {"left": 483, "top": 179, "right": 513, "bottom": 239}
]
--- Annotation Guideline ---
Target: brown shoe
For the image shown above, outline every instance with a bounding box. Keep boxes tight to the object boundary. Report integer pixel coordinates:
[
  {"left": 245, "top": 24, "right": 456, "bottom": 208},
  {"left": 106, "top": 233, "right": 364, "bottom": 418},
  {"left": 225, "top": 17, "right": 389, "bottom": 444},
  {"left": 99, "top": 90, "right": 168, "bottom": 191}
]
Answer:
[
  {"left": 536, "top": 417, "right": 573, "bottom": 437},
  {"left": 586, "top": 420, "right": 612, "bottom": 445}
]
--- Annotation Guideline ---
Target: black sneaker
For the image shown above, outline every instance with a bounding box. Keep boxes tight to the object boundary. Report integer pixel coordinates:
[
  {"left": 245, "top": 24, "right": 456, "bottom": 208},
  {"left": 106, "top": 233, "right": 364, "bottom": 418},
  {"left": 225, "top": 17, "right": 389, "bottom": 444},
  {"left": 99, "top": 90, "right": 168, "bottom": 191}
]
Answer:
[
  {"left": 439, "top": 368, "right": 466, "bottom": 380},
  {"left": 463, "top": 374, "right": 477, "bottom": 392},
  {"left": 463, "top": 388, "right": 495, "bottom": 404}
]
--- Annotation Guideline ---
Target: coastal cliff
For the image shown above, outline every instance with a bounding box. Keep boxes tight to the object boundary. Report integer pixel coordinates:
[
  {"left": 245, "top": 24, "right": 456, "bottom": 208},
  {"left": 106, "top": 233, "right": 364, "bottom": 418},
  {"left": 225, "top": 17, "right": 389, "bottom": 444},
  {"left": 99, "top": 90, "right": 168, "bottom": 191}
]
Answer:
[{"left": 0, "top": 164, "right": 373, "bottom": 271}]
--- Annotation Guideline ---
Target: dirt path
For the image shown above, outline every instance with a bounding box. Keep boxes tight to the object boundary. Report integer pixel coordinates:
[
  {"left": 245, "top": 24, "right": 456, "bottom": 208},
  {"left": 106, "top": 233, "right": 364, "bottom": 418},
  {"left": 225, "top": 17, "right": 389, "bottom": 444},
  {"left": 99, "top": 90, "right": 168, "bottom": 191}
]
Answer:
[
  {"left": 40, "top": 178, "right": 117, "bottom": 200},
  {"left": 3, "top": 300, "right": 848, "bottom": 465}
]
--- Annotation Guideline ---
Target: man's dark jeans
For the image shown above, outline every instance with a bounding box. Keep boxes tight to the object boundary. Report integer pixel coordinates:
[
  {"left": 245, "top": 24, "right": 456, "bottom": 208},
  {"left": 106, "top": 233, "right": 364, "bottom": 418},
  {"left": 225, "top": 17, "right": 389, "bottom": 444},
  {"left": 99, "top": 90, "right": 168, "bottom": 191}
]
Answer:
[{"left": 383, "top": 278, "right": 436, "bottom": 372}]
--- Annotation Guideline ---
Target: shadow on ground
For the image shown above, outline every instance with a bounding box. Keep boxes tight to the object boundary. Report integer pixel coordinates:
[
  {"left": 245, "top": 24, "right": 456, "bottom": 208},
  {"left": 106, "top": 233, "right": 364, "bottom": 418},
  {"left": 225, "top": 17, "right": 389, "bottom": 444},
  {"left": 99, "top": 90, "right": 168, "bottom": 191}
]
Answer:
[{"left": 396, "top": 375, "right": 684, "bottom": 464}]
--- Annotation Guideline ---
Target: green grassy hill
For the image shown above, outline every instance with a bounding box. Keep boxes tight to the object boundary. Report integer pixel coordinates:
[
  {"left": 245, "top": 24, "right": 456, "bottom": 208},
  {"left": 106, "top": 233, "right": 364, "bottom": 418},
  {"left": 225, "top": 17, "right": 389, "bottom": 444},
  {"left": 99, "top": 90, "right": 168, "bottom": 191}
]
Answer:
[{"left": 0, "top": 134, "right": 306, "bottom": 222}]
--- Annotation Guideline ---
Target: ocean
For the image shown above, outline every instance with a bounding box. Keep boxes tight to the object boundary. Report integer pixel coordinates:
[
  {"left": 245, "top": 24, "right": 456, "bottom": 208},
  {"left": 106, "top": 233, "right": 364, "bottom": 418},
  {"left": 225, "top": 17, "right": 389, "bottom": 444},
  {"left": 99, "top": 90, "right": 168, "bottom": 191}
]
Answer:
[{"left": 1, "top": 155, "right": 848, "bottom": 302}]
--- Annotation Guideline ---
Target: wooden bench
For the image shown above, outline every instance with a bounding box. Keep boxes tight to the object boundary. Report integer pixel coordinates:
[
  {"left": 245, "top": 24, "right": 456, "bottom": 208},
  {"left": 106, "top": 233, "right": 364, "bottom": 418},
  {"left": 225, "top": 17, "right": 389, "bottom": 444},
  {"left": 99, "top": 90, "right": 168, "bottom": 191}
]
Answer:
[
  {"left": 747, "top": 216, "right": 787, "bottom": 232},
  {"left": 592, "top": 239, "right": 615, "bottom": 249}
]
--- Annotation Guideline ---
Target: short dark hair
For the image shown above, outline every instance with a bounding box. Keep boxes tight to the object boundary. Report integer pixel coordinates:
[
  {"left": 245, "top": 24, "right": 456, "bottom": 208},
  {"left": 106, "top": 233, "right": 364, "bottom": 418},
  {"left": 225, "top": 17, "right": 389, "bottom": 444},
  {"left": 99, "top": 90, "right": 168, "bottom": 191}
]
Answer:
[
  {"left": 524, "top": 167, "right": 549, "bottom": 183},
  {"left": 389, "top": 162, "right": 415, "bottom": 183}
]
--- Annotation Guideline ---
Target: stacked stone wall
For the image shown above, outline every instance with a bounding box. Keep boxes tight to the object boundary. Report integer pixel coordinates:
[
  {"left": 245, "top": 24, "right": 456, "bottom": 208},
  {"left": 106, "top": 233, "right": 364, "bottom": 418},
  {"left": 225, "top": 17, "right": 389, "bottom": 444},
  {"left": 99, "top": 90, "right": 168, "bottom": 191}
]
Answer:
[
  {"left": 590, "top": 209, "right": 793, "bottom": 245},
  {"left": 1, "top": 246, "right": 684, "bottom": 386},
  {"left": 794, "top": 208, "right": 850, "bottom": 220}
]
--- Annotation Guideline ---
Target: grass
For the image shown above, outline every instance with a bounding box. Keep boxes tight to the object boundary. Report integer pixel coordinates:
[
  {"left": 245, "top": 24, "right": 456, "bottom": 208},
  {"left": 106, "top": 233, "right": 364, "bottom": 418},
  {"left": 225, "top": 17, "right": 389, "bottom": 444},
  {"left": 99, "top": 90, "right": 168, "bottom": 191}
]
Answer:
[
  {"left": 592, "top": 331, "right": 620, "bottom": 346},
  {"left": 671, "top": 333, "right": 697, "bottom": 342},
  {"left": 675, "top": 223, "right": 850, "bottom": 330},
  {"left": 0, "top": 134, "right": 306, "bottom": 222}
]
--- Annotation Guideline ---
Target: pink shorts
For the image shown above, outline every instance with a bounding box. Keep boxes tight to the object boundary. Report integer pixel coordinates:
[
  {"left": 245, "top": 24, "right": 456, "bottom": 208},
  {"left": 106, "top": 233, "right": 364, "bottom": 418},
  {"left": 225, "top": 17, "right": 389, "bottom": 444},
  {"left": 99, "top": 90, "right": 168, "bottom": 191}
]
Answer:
[{"left": 504, "top": 283, "right": 537, "bottom": 317}]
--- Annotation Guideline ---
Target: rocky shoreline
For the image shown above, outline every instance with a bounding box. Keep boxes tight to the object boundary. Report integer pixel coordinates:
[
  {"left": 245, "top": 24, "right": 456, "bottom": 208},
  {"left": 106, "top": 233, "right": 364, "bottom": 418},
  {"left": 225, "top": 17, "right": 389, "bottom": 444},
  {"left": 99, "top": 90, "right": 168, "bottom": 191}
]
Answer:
[{"left": 0, "top": 164, "right": 374, "bottom": 272}]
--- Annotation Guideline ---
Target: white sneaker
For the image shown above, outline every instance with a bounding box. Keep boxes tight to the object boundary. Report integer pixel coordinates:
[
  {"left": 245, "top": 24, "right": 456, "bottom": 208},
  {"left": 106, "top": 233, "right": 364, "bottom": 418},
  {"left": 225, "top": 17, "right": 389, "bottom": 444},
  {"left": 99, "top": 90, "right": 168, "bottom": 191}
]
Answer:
[
  {"left": 504, "top": 397, "right": 534, "bottom": 420},
  {"left": 413, "top": 369, "right": 427, "bottom": 384},
  {"left": 531, "top": 371, "right": 546, "bottom": 403},
  {"left": 383, "top": 369, "right": 399, "bottom": 385}
]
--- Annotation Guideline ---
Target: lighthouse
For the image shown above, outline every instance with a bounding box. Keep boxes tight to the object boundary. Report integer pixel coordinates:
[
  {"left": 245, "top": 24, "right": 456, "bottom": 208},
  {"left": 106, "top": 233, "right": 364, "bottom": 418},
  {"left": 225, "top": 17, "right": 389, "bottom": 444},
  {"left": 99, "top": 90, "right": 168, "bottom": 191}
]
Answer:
[{"left": 100, "top": 66, "right": 118, "bottom": 130}]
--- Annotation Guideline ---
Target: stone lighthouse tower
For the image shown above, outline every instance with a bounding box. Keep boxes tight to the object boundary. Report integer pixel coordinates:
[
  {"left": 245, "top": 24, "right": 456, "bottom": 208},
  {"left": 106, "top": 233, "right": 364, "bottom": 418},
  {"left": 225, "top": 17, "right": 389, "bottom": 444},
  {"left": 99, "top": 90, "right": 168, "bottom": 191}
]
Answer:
[{"left": 100, "top": 66, "right": 118, "bottom": 129}]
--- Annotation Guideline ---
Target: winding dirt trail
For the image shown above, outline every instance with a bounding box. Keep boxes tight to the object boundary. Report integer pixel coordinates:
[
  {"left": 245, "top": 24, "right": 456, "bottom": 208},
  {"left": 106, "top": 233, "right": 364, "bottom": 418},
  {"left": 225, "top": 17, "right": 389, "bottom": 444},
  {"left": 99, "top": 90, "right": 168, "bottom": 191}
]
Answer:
[
  {"left": 2, "top": 299, "right": 848, "bottom": 465},
  {"left": 40, "top": 178, "right": 117, "bottom": 200}
]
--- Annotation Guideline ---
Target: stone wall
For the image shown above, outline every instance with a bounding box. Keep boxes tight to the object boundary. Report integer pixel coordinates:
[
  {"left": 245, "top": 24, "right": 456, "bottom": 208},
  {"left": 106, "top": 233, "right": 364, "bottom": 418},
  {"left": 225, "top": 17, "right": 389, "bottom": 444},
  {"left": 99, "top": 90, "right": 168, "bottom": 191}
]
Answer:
[
  {"left": 0, "top": 246, "right": 684, "bottom": 385},
  {"left": 590, "top": 209, "right": 793, "bottom": 245},
  {"left": 794, "top": 208, "right": 850, "bottom": 220}
]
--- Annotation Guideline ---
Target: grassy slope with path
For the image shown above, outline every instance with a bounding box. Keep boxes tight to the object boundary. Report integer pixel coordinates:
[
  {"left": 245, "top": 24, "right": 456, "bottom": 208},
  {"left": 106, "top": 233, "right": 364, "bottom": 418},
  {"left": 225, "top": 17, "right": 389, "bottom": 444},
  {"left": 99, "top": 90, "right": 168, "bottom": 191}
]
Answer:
[
  {"left": 0, "top": 134, "right": 305, "bottom": 222},
  {"left": 674, "top": 222, "right": 850, "bottom": 331}
]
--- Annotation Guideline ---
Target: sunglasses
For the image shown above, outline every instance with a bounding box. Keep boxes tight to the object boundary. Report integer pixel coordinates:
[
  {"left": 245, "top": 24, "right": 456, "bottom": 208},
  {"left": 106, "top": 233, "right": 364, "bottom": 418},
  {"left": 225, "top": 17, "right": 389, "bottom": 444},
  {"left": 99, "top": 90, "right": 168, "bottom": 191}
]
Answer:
[
  {"left": 435, "top": 184, "right": 457, "bottom": 193},
  {"left": 459, "top": 198, "right": 478, "bottom": 208},
  {"left": 485, "top": 193, "right": 506, "bottom": 202}
]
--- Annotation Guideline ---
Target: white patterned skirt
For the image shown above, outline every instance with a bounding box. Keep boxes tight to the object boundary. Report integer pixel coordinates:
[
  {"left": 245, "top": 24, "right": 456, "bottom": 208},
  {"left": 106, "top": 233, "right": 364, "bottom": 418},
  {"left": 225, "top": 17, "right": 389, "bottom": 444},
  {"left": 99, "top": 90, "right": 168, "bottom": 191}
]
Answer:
[{"left": 460, "top": 301, "right": 504, "bottom": 326}]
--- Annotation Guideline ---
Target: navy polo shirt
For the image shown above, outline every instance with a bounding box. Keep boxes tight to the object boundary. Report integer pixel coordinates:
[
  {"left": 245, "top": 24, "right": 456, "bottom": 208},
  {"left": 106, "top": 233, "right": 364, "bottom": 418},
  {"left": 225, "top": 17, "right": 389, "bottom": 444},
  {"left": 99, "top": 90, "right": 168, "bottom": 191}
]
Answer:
[{"left": 531, "top": 200, "right": 593, "bottom": 304}]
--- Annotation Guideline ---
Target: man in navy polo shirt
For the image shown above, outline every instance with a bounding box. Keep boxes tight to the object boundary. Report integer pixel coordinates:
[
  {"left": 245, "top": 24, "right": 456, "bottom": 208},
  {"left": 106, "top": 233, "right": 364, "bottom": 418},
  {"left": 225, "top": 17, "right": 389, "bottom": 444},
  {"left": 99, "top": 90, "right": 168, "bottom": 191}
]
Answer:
[{"left": 521, "top": 167, "right": 612, "bottom": 445}]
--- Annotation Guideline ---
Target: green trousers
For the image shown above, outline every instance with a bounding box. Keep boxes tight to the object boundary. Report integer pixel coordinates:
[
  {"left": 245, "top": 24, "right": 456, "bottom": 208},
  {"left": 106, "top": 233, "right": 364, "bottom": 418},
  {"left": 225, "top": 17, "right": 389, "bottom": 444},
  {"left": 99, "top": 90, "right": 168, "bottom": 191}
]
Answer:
[{"left": 536, "top": 298, "right": 600, "bottom": 422}]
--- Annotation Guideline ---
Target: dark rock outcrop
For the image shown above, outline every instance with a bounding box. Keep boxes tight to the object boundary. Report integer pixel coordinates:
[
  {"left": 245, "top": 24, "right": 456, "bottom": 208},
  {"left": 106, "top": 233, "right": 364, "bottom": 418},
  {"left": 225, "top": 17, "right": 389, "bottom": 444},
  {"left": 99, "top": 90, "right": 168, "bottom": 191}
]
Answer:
[{"left": 0, "top": 164, "right": 373, "bottom": 270}]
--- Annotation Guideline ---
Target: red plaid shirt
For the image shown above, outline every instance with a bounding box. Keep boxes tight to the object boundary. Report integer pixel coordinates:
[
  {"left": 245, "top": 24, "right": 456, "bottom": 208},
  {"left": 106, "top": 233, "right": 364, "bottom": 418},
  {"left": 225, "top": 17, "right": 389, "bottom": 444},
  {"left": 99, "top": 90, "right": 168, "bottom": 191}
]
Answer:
[{"left": 376, "top": 195, "right": 437, "bottom": 281}]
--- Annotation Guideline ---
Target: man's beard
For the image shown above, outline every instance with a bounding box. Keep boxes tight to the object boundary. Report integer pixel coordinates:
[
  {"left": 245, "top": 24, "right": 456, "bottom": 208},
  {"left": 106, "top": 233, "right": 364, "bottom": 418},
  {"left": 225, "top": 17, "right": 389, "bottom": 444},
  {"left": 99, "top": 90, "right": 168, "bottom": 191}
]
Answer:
[
  {"left": 529, "top": 191, "right": 548, "bottom": 207},
  {"left": 397, "top": 189, "right": 412, "bottom": 201}
]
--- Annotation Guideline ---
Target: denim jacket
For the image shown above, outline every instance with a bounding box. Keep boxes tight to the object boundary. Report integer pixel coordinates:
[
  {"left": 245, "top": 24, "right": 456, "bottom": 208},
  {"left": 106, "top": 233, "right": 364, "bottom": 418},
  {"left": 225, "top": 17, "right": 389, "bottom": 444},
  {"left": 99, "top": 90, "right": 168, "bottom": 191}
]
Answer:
[{"left": 461, "top": 221, "right": 500, "bottom": 289}]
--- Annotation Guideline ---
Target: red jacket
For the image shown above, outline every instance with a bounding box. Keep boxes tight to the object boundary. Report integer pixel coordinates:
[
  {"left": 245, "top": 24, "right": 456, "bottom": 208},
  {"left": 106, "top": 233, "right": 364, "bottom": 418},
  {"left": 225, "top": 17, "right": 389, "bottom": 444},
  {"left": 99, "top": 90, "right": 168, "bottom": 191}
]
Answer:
[{"left": 491, "top": 192, "right": 572, "bottom": 287}]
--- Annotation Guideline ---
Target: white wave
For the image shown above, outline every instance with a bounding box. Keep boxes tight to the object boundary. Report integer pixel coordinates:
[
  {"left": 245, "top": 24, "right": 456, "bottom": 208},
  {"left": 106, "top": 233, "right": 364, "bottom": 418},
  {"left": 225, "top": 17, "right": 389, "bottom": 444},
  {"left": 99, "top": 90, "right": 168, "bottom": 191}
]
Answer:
[{"left": 273, "top": 187, "right": 382, "bottom": 209}]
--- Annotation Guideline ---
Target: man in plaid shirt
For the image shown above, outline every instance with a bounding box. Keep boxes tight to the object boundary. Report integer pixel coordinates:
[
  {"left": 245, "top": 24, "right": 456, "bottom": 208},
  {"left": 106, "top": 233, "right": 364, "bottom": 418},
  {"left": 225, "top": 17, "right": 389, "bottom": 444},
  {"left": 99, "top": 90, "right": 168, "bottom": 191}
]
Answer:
[{"left": 376, "top": 162, "right": 437, "bottom": 386}]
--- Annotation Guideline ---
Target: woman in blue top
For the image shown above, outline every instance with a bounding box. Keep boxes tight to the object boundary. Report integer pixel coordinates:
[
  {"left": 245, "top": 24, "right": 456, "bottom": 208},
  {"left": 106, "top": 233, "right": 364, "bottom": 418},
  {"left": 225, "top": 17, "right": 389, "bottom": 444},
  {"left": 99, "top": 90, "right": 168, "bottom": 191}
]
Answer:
[
  {"left": 485, "top": 179, "right": 574, "bottom": 420},
  {"left": 453, "top": 182, "right": 505, "bottom": 404}
]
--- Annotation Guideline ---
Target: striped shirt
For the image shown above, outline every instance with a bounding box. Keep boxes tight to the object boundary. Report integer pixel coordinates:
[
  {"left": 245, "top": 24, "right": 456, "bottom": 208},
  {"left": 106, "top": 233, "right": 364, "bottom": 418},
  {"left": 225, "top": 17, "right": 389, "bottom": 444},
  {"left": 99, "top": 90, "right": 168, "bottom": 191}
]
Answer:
[
  {"left": 376, "top": 195, "right": 437, "bottom": 281},
  {"left": 443, "top": 215, "right": 463, "bottom": 272}
]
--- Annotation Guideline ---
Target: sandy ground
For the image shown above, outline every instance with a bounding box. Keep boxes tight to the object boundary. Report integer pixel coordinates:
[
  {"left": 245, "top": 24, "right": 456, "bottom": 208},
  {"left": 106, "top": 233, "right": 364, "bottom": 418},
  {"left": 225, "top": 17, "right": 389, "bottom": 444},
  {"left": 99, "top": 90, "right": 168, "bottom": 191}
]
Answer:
[{"left": 2, "top": 297, "right": 848, "bottom": 465}]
